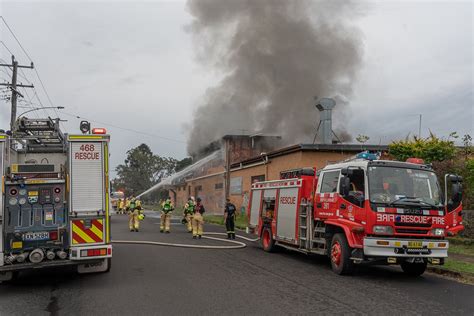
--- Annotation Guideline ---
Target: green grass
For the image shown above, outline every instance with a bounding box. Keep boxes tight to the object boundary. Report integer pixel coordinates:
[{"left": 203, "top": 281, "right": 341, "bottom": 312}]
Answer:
[
  {"left": 449, "top": 243, "right": 474, "bottom": 257},
  {"left": 442, "top": 259, "right": 474, "bottom": 275},
  {"left": 204, "top": 214, "right": 248, "bottom": 230}
]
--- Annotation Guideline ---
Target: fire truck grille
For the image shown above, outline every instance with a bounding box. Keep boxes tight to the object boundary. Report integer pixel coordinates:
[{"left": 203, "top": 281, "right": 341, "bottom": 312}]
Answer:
[
  {"left": 394, "top": 222, "right": 431, "bottom": 227},
  {"left": 395, "top": 228, "right": 429, "bottom": 234}
]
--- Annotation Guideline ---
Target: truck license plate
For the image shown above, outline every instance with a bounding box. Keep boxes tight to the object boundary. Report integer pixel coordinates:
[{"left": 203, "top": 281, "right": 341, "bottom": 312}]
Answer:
[
  {"left": 408, "top": 241, "right": 423, "bottom": 248},
  {"left": 23, "top": 232, "right": 49, "bottom": 241}
]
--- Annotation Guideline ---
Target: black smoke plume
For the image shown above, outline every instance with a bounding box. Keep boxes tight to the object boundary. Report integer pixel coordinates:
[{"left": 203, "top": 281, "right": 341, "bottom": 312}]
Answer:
[{"left": 186, "top": 0, "right": 365, "bottom": 154}]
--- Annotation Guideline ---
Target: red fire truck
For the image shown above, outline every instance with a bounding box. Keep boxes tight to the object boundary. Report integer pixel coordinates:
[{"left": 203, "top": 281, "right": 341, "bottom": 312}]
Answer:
[{"left": 248, "top": 153, "right": 464, "bottom": 276}]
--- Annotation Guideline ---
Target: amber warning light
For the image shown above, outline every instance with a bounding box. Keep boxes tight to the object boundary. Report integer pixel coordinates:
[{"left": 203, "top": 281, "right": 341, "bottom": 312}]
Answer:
[{"left": 92, "top": 128, "right": 107, "bottom": 134}]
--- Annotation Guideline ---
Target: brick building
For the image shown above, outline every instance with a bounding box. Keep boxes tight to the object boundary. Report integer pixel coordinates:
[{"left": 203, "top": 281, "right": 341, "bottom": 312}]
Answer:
[
  {"left": 167, "top": 140, "right": 387, "bottom": 215},
  {"left": 167, "top": 134, "right": 282, "bottom": 213}
]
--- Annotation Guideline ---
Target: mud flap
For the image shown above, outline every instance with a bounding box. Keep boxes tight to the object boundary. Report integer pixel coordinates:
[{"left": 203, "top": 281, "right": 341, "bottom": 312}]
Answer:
[
  {"left": 77, "top": 258, "right": 110, "bottom": 274},
  {"left": 0, "top": 271, "right": 13, "bottom": 282}
]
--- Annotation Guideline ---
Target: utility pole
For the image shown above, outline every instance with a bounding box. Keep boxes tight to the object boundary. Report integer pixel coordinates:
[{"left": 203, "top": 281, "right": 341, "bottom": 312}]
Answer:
[
  {"left": 418, "top": 114, "right": 422, "bottom": 138},
  {"left": 0, "top": 55, "right": 34, "bottom": 131}
]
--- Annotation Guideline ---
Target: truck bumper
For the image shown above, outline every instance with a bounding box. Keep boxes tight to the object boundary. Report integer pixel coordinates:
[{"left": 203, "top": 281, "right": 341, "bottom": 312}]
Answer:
[
  {"left": 363, "top": 237, "right": 448, "bottom": 258},
  {"left": 0, "top": 259, "right": 101, "bottom": 272},
  {"left": 70, "top": 244, "right": 112, "bottom": 260}
]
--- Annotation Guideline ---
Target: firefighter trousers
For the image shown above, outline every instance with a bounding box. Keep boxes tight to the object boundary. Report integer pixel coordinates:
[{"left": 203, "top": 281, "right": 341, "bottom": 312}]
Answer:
[
  {"left": 129, "top": 210, "right": 140, "bottom": 231},
  {"left": 160, "top": 212, "right": 171, "bottom": 232},
  {"left": 192, "top": 213, "right": 204, "bottom": 237},
  {"left": 185, "top": 214, "right": 193, "bottom": 232},
  {"left": 226, "top": 216, "right": 235, "bottom": 239}
]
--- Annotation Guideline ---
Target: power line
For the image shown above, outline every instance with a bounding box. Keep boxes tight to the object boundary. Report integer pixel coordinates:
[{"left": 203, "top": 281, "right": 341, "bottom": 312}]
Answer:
[
  {"left": 0, "top": 16, "right": 33, "bottom": 62},
  {"left": 0, "top": 16, "right": 63, "bottom": 128},
  {"left": 60, "top": 111, "right": 186, "bottom": 144}
]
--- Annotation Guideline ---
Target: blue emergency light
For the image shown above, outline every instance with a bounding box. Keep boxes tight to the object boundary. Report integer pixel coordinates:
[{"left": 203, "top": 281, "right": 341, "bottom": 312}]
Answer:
[{"left": 356, "top": 152, "right": 378, "bottom": 161}]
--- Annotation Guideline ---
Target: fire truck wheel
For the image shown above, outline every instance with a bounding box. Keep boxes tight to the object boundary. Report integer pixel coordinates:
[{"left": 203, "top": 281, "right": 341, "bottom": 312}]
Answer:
[
  {"left": 400, "top": 261, "right": 427, "bottom": 277},
  {"left": 261, "top": 227, "right": 276, "bottom": 252},
  {"left": 330, "top": 233, "right": 354, "bottom": 275}
]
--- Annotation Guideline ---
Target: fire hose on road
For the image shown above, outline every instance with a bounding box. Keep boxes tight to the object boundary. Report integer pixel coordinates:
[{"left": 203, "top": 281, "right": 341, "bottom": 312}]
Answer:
[{"left": 112, "top": 233, "right": 259, "bottom": 250}]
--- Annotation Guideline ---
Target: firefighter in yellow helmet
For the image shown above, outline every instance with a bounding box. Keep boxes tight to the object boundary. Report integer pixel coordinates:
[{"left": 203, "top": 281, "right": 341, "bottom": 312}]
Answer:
[
  {"left": 160, "top": 197, "right": 174, "bottom": 233},
  {"left": 192, "top": 197, "right": 205, "bottom": 239},
  {"left": 183, "top": 197, "right": 195, "bottom": 233},
  {"left": 128, "top": 197, "right": 140, "bottom": 232}
]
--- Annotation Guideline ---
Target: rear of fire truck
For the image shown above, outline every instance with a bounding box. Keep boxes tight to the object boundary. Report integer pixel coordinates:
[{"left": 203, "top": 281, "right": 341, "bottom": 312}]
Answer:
[{"left": 0, "top": 119, "right": 111, "bottom": 283}]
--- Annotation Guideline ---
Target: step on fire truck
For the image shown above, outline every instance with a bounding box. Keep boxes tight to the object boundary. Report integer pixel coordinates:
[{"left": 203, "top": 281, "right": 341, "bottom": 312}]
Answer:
[
  {"left": 0, "top": 118, "right": 112, "bottom": 283},
  {"left": 248, "top": 152, "right": 464, "bottom": 276}
]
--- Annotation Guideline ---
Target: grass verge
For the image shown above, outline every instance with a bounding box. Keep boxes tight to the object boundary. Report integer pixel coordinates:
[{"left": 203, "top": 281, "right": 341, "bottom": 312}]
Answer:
[
  {"left": 204, "top": 215, "right": 248, "bottom": 230},
  {"left": 442, "top": 259, "right": 474, "bottom": 275}
]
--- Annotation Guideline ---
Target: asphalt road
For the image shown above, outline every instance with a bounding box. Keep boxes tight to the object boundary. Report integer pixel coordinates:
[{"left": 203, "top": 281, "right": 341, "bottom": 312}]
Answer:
[{"left": 0, "top": 212, "right": 473, "bottom": 315}]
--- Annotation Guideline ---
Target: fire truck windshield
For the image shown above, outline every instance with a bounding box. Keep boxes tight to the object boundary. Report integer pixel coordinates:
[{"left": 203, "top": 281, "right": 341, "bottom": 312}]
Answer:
[{"left": 368, "top": 166, "right": 442, "bottom": 207}]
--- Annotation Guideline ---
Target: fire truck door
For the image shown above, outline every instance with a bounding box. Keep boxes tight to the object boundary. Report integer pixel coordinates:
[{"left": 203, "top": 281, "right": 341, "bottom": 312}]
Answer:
[
  {"left": 276, "top": 187, "right": 298, "bottom": 242},
  {"left": 249, "top": 190, "right": 262, "bottom": 227},
  {"left": 317, "top": 170, "right": 340, "bottom": 216}
]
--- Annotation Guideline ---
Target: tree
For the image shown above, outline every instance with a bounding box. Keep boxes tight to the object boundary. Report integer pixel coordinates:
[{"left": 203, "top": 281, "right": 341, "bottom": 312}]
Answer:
[
  {"left": 176, "top": 157, "right": 193, "bottom": 172},
  {"left": 115, "top": 144, "right": 159, "bottom": 196},
  {"left": 356, "top": 134, "right": 370, "bottom": 144},
  {"left": 113, "top": 144, "right": 189, "bottom": 198},
  {"left": 388, "top": 133, "right": 456, "bottom": 163}
]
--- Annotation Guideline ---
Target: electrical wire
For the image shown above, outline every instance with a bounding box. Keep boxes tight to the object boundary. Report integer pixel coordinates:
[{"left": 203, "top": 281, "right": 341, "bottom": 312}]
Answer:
[
  {"left": 0, "top": 17, "right": 63, "bottom": 127},
  {"left": 60, "top": 111, "right": 186, "bottom": 143}
]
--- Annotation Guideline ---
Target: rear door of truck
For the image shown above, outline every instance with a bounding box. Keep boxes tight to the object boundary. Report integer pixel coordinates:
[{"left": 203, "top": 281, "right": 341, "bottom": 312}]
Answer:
[{"left": 68, "top": 134, "right": 111, "bottom": 260}]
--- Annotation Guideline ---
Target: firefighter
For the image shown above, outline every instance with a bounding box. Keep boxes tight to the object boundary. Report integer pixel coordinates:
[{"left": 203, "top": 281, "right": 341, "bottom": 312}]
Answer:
[
  {"left": 192, "top": 197, "right": 205, "bottom": 239},
  {"left": 128, "top": 197, "right": 140, "bottom": 232},
  {"left": 224, "top": 199, "right": 237, "bottom": 239},
  {"left": 118, "top": 198, "right": 125, "bottom": 214},
  {"left": 183, "top": 197, "right": 195, "bottom": 233},
  {"left": 160, "top": 197, "right": 174, "bottom": 233},
  {"left": 125, "top": 197, "right": 131, "bottom": 214}
]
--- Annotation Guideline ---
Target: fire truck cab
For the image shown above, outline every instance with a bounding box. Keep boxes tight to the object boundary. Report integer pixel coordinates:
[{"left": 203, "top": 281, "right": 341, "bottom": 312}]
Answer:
[{"left": 248, "top": 152, "right": 464, "bottom": 276}]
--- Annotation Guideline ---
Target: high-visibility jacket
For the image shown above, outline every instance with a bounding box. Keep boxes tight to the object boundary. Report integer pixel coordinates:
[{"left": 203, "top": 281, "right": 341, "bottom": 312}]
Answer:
[
  {"left": 184, "top": 201, "right": 195, "bottom": 214},
  {"left": 162, "top": 200, "right": 174, "bottom": 213}
]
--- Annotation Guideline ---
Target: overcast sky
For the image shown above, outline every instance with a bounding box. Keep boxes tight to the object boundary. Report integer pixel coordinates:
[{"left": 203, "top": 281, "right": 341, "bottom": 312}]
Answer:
[{"left": 0, "top": 0, "right": 472, "bottom": 176}]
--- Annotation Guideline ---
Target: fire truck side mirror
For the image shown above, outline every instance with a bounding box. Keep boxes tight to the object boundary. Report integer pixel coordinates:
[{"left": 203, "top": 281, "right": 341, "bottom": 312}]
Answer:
[
  {"left": 341, "top": 167, "right": 353, "bottom": 176},
  {"left": 339, "top": 176, "right": 351, "bottom": 197},
  {"left": 446, "top": 174, "right": 463, "bottom": 210}
]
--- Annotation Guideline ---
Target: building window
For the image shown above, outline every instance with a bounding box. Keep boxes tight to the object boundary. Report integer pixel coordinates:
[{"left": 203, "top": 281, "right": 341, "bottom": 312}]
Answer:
[
  {"left": 320, "top": 170, "right": 340, "bottom": 193},
  {"left": 215, "top": 183, "right": 223, "bottom": 190},
  {"left": 195, "top": 185, "right": 202, "bottom": 191},
  {"left": 230, "top": 177, "right": 243, "bottom": 195},
  {"left": 251, "top": 175, "right": 265, "bottom": 184}
]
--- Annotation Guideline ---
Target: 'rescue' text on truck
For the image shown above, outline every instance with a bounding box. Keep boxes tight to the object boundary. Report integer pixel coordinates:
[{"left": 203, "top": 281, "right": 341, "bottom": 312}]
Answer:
[
  {"left": 248, "top": 152, "right": 464, "bottom": 276},
  {"left": 0, "top": 118, "right": 112, "bottom": 283}
]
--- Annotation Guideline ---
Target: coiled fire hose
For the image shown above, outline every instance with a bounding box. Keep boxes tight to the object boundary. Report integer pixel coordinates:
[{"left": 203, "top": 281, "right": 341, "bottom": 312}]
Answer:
[{"left": 112, "top": 233, "right": 259, "bottom": 250}]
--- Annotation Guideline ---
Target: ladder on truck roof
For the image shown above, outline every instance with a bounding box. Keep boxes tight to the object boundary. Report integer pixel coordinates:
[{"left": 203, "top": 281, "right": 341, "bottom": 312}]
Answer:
[{"left": 12, "top": 117, "right": 66, "bottom": 153}]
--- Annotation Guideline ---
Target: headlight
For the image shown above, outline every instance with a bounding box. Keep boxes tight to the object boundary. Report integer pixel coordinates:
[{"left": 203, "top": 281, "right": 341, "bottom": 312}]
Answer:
[
  {"left": 431, "top": 228, "right": 445, "bottom": 236},
  {"left": 373, "top": 225, "right": 394, "bottom": 235}
]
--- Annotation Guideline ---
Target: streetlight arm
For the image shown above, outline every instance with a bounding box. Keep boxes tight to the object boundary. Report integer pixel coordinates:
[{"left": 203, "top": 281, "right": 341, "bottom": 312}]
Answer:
[{"left": 17, "top": 106, "right": 65, "bottom": 118}]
